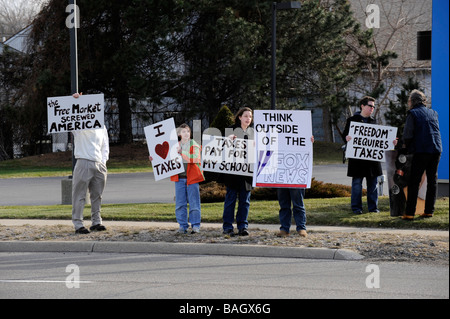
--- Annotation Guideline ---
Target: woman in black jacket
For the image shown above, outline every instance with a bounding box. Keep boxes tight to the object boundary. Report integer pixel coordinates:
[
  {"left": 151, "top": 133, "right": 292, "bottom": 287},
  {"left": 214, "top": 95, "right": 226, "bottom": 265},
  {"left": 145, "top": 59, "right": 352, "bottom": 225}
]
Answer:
[
  {"left": 222, "top": 107, "right": 254, "bottom": 236},
  {"left": 343, "top": 96, "right": 382, "bottom": 214}
]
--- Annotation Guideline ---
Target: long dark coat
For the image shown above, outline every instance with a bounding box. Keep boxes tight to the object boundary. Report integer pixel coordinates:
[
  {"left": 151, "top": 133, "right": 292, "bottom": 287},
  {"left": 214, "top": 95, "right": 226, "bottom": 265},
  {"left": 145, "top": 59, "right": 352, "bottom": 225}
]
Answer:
[{"left": 343, "top": 112, "right": 383, "bottom": 178}]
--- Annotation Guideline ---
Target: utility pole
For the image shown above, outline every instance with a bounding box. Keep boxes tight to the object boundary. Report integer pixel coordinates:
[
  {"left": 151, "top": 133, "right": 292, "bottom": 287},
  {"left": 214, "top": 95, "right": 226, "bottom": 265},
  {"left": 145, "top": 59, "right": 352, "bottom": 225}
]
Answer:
[
  {"left": 271, "top": 1, "right": 301, "bottom": 110},
  {"left": 68, "top": 0, "right": 79, "bottom": 174}
]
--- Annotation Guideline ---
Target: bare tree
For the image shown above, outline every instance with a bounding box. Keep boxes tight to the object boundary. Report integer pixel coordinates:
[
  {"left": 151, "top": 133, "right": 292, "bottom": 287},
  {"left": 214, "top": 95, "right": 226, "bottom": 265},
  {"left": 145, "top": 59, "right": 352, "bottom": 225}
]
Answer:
[
  {"left": 347, "top": 0, "right": 431, "bottom": 121},
  {"left": 0, "top": 0, "right": 47, "bottom": 40}
]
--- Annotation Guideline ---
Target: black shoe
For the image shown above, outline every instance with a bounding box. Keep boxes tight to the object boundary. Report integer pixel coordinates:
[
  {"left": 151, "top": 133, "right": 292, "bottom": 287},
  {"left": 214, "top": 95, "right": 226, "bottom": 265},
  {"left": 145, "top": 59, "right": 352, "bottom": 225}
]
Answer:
[
  {"left": 238, "top": 229, "right": 249, "bottom": 236},
  {"left": 75, "top": 227, "right": 90, "bottom": 234},
  {"left": 223, "top": 229, "right": 235, "bottom": 237},
  {"left": 90, "top": 224, "right": 106, "bottom": 231}
]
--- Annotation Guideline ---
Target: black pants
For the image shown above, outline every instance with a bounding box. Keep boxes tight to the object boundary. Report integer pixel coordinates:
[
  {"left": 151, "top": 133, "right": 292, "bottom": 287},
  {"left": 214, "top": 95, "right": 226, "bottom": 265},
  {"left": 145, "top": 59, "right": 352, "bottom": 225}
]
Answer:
[{"left": 405, "top": 152, "right": 441, "bottom": 216}]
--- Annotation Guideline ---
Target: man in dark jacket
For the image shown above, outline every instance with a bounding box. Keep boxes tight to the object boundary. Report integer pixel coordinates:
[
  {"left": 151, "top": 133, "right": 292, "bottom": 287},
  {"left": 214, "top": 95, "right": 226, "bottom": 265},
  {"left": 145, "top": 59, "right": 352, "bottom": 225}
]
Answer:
[
  {"left": 401, "top": 90, "right": 442, "bottom": 220},
  {"left": 343, "top": 96, "right": 382, "bottom": 214}
]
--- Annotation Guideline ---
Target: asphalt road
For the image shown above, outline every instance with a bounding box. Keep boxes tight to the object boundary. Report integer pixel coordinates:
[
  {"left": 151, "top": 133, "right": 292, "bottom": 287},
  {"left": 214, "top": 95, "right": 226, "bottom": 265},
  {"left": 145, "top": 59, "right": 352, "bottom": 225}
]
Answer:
[
  {"left": 0, "top": 252, "right": 448, "bottom": 299},
  {"left": 0, "top": 164, "right": 389, "bottom": 206},
  {"left": 0, "top": 172, "right": 174, "bottom": 206}
]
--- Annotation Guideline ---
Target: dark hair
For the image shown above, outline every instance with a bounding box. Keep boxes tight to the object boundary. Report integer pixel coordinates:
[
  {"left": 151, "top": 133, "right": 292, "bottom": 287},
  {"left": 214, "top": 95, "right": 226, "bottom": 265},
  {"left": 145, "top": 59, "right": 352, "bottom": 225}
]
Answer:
[
  {"left": 409, "top": 89, "right": 427, "bottom": 108},
  {"left": 359, "top": 96, "right": 375, "bottom": 109},
  {"left": 177, "top": 123, "right": 191, "bottom": 138},
  {"left": 234, "top": 107, "right": 253, "bottom": 126}
]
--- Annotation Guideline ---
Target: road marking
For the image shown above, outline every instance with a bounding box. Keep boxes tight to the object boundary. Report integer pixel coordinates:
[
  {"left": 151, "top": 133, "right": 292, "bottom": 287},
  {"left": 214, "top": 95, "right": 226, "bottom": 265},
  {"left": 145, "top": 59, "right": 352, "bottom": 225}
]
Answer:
[{"left": 0, "top": 280, "right": 93, "bottom": 284}]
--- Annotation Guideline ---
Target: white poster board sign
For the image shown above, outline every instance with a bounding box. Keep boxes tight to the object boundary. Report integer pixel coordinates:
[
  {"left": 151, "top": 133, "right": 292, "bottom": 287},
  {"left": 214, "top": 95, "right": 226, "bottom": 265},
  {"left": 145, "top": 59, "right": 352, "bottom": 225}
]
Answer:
[
  {"left": 253, "top": 110, "right": 313, "bottom": 188},
  {"left": 202, "top": 134, "right": 254, "bottom": 177},
  {"left": 47, "top": 94, "right": 104, "bottom": 133},
  {"left": 144, "top": 118, "right": 184, "bottom": 181},
  {"left": 345, "top": 122, "right": 397, "bottom": 162}
]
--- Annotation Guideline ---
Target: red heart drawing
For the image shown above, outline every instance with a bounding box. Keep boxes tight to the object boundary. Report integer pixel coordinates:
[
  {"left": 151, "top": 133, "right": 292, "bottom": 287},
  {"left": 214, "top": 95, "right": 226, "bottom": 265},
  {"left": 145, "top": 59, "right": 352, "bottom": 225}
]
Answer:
[{"left": 155, "top": 141, "right": 170, "bottom": 159}]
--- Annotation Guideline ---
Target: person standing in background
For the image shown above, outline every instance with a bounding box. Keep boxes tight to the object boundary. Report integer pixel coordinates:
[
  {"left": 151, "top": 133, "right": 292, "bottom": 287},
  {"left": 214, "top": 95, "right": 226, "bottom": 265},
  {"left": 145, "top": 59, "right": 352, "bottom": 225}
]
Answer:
[
  {"left": 277, "top": 136, "right": 315, "bottom": 238},
  {"left": 343, "top": 96, "right": 382, "bottom": 214},
  {"left": 71, "top": 92, "right": 109, "bottom": 234},
  {"left": 170, "top": 124, "right": 204, "bottom": 233},
  {"left": 222, "top": 107, "right": 254, "bottom": 236},
  {"left": 401, "top": 89, "right": 442, "bottom": 220}
]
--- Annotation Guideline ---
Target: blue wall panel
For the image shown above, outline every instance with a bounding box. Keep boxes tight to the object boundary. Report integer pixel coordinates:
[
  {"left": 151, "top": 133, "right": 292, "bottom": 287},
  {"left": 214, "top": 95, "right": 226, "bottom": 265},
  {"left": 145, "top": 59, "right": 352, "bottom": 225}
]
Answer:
[{"left": 432, "top": 0, "right": 449, "bottom": 180}]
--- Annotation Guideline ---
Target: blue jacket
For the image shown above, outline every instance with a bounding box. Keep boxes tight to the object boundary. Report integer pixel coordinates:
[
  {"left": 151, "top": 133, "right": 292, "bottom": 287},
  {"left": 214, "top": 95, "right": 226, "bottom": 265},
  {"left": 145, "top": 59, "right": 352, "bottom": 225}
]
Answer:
[{"left": 403, "top": 104, "right": 442, "bottom": 154}]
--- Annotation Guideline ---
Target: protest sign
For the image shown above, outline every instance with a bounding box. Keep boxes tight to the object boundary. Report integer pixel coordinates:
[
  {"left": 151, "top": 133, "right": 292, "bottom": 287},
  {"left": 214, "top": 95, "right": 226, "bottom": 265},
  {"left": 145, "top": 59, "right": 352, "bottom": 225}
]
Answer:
[
  {"left": 144, "top": 118, "right": 184, "bottom": 181},
  {"left": 202, "top": 134, "right": 254, "bottom": 177},
  {"left": 47, "top": 94, "right": 104, "bottom": 133},
  {"left": 253, "top": 110, "right": 313, "bottom": 188},
  {"left": 345, "top": 122, "right": 397, "bottom": 162}
]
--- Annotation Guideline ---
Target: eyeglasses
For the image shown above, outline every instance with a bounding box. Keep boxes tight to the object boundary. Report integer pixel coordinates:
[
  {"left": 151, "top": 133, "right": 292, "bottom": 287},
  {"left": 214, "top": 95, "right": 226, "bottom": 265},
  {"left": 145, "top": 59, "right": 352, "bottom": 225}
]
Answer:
[{"left": 365, "top": 104, "right": 375, "bottom": 108}]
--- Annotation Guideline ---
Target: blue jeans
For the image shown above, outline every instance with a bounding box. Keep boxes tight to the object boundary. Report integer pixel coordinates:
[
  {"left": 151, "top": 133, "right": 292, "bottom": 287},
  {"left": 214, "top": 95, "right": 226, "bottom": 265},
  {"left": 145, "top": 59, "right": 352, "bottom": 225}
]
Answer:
[
  {"left": 223, "top": 186, "right": 251, "bottom": 231},
  {"left": 277, "top": 188, "right": 306, "bottom": 232},
  {"left": 351, "top": 176, "right": 378, "bottom": 213},
  {"left": 175, "top": 179, "right": 201, "bottom": 230}
]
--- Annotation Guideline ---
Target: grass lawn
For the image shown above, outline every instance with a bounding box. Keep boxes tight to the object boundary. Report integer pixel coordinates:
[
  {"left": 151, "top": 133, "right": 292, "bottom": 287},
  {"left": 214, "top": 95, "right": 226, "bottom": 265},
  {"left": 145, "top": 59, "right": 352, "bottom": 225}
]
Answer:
[{"left": 1, "top": 197, "right": 448, "bottom": 230}]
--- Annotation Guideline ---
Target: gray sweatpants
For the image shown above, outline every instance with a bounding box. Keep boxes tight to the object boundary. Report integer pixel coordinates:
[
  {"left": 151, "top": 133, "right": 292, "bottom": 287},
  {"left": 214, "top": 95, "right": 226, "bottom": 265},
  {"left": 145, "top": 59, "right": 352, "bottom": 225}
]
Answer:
[{"left": 72, "top": 159, "right": 107, "bottom": 230}]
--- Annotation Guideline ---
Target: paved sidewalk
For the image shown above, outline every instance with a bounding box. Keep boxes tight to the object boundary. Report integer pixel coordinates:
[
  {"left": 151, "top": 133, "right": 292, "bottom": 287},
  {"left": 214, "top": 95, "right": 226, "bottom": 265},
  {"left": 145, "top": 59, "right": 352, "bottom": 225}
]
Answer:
[
  {"left": 1, "top": 219, "right": 447, "bottom": 261},
  {"left": 1, "top": 219, "right": 447, "bottom": 237}
]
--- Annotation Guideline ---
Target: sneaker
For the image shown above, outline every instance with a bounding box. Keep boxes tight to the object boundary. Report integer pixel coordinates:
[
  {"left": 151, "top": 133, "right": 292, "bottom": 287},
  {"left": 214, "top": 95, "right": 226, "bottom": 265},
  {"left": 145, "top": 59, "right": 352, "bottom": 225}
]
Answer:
[
  {"left": 277, "top": 230, "right": 289, "bottom": 237},
  {"left": 369, "top": 209, "right": 380, "bottom": 213},
  {"left": 298, "top": 229, "right": 307, "bottom": 238},
  {"left": 177, "top": 228, "right": 188, "bottom": 234},
  {"left": 191, "top": 227, "right": 200, "bottom": 234},
  {"left": 353, "top": 210, "right": 363, "bottom": 215},
  {"left": 90, "top": 224, "right": 106, "bottom": 231},
  {"left": 223, "top": 229, "right": 235, "bottom": 237},
  {"left": 75, "top": 227, "right": 90, "bottom": 234},
  {"left": 238, "top": 229, "right": 249, "bottom": 236}
]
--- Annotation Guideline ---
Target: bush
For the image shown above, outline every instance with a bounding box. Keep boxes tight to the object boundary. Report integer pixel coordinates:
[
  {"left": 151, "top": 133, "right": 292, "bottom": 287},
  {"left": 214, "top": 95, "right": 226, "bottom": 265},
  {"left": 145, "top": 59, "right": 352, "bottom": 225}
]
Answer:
[
  {"left": 210, "top": 105, "right": 235, "bottom": 135},
  {"left": 200, "top": 178, "right": 362, "bottom": 202},
  {"left": 306, "top": 178, "right": 354, "bottom": 198}
]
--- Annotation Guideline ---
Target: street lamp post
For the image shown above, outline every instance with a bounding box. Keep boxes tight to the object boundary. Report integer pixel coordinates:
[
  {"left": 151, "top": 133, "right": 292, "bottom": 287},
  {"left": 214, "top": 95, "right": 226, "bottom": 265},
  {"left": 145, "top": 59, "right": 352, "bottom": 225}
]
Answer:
[
  {"left": 62, "top": 0, "right": 80, "bottom": 204},
  {"left": 68, "top": 0, "right": 79, "bottom": 174},
  {"left": 271, "top": 1, "right": 301, "bottom": 110},
  {"left": 69, "top": 0, "right": 79, "bottom": 95}
]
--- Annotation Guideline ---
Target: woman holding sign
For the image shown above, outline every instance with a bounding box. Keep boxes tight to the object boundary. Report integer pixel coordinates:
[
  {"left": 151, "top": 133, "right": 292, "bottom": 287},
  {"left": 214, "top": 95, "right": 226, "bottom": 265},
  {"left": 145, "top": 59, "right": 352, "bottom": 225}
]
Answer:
[
  {"left": 343, "top": 96, "right": 382, "bottom": 215},
  {"left": 222, "top": 107, "right": 254, "bottom": 236}
]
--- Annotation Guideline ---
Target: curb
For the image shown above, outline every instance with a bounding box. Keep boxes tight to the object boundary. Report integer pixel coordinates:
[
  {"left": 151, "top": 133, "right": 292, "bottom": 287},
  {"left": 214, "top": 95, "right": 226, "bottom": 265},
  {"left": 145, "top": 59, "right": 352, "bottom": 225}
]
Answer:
[{"left": 0, "top": 241, "right": 364, "bottom": 261}]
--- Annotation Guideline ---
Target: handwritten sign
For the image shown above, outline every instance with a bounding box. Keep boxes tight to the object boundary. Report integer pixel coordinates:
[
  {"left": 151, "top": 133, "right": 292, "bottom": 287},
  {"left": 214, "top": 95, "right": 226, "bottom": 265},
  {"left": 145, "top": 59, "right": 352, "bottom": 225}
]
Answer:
[
  {"left": 253, "top": 110, "right": 313, "bottom": 188},
  {"left": 345, "top": 122, "right": 397, "bottom": 162},
  {"left": 144, "top": 118, "right": 184, "bottom": 181},
  {"left": 202, "top": 134, "right": 254, "bottom": 177},
  {"left": 47, "top": 94, "right": 104, "bottom": 133}
]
